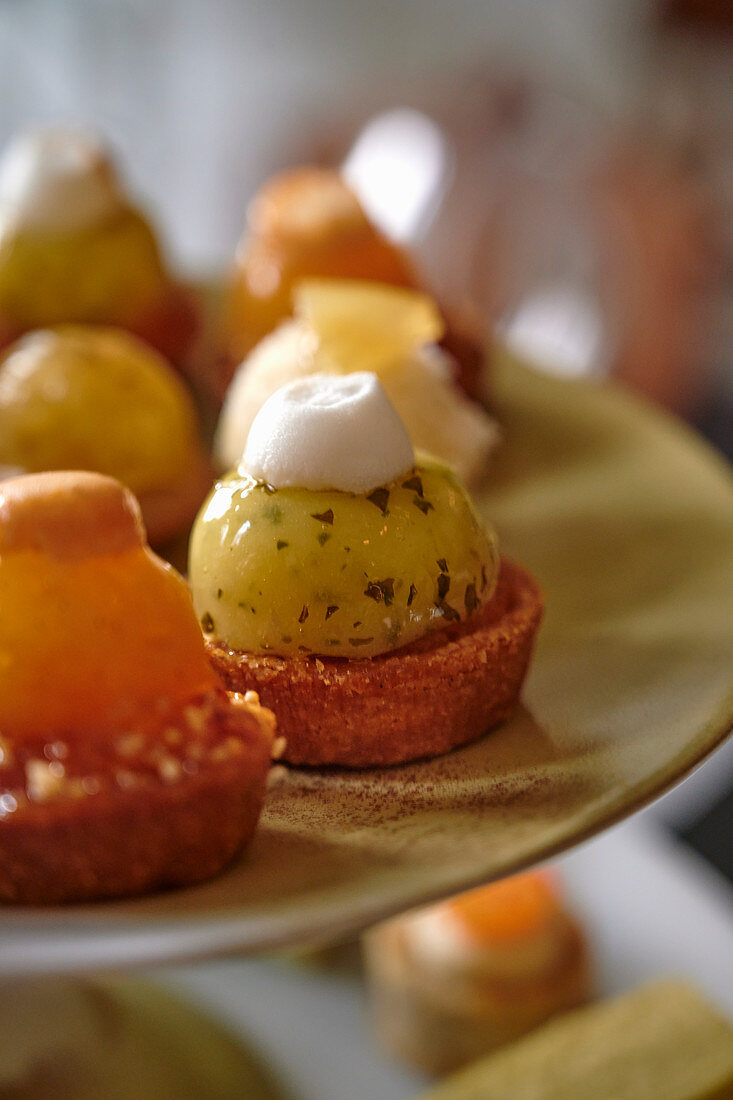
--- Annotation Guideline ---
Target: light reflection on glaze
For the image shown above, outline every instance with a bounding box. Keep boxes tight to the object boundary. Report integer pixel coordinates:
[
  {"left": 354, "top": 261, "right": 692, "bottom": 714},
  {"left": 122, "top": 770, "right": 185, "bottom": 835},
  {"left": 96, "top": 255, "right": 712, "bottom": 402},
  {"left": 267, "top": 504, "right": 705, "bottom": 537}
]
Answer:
[{"left": 189, "top": 457, "right": 499, "bottom": 659}]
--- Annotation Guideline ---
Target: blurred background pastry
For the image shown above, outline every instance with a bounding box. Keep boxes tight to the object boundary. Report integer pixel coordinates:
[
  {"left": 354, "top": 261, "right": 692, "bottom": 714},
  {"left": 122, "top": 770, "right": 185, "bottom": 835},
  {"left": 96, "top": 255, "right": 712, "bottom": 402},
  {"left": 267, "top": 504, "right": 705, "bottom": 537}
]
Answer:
[
  {"left": 417, "top": 979, "right": 733, "bottom": 1100},
  {"left": 216, "top": 280, "right": 499, "bottom": 488},
  {"left": 223, "top": 166, "right": 487, "bottom": 403},
  {"left": 227, "top": 167, "right": 415, "bottom": 363},
  {"left": 364, "top": 870, "right": 592, "bottom": 1076},
  {"left": 0, "top": 128, "right": 197, "bottom": 364},
  {"left": 0, "top": 326, "right": 212, "bottom": 547}
]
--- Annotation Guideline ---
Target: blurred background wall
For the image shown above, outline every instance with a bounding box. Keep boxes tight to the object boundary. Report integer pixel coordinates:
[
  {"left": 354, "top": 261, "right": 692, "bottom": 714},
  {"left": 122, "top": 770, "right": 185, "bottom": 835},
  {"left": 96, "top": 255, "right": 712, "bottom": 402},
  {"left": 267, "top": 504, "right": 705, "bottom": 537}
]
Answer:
[{"left": 0, "top": 0, "right": 653, "bottom": 271}]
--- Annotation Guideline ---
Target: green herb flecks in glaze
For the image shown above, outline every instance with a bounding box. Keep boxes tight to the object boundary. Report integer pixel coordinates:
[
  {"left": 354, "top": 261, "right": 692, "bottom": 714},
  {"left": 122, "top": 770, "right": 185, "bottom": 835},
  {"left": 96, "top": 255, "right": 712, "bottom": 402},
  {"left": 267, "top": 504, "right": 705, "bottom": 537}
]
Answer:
[{"left": 188, "top": 456, "right": 499, "bottom": 659}]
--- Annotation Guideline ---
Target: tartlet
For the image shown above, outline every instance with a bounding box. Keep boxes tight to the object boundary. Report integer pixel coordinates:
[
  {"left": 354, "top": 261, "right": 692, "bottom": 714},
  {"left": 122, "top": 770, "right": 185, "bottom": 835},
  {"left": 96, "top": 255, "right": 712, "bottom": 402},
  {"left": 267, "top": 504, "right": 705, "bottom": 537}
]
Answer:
[
  {"left": 190, "top": 372, "right": 541, "bottom": 767},
  {"left": 206, "top": 557, "right": 541, "bottom": 767},
  {"left": 0, "top": 326, "right": 213, "bottom": 546},
  {"left": 0, "top": 471, "right": 274, "bottom": 904},
  {"left": 364, "top": 871, "right": 592, "bottom": 1075},
  {"left": 0, "top": 129, "right": 197, "bottom": 363}
]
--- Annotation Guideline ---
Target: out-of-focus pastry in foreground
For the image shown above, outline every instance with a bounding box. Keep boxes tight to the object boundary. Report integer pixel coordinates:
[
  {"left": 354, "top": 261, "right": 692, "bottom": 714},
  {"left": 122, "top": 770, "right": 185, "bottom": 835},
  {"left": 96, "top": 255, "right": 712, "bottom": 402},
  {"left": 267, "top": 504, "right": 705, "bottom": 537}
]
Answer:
[
  {"left": 364, "top": 871, "right": 591, "bottom": 1076},
  {"left": 417, "top": 979, "right": 733, "bottom": 1100},
  {"left": 191, "top": 371, "right": 541, "bottom": 767},
  {"left": 216, "top": 280, "right": 500, "bottom": 489},
  {"left": 0, "top": 471, "right": 274, "bottom": 904},
  {"left": 0, "top": 129, "right": 197, "bottom": 363},
  {"left": 0, "top": 326, "right": 212, "bottom": 546}
]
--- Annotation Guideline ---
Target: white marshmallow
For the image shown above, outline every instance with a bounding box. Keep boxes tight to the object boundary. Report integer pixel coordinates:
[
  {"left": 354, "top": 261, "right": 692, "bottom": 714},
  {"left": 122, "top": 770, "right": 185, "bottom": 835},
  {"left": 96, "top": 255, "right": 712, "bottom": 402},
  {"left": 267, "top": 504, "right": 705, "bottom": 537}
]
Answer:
[
  {"left": 215, "top": 320, "right": 500, "bottom": 485},
  {"left": 0, "top": 130, "right": 122, "bottom": 234},
  {"left": 240, "top": 372, "right": 415, "bottom": 493}
]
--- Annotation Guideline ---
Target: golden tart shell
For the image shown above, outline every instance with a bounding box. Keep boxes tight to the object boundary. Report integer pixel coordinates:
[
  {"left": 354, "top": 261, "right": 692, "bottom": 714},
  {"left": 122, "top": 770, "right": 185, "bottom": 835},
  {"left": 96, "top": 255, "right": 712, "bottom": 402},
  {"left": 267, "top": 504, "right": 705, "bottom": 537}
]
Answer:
[
  {"left": 207, "top": 558, "right": 542, "bottom": 767},
  {"left": 0, "top": 690, "right": 274, "bottom": 904}
]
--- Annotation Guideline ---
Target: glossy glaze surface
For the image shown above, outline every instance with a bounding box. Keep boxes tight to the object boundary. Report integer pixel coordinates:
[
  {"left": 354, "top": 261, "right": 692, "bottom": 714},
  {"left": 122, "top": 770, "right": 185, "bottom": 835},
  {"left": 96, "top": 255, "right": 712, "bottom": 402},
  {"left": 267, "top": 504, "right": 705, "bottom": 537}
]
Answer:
[
  {"left": 0, "top": 545, "right": 217, "bottom": 741},
  {"left": 190, "top": 457, "right": 498, "bottom": 658},
  {"left": 0, "top": 326, "right": 201, "bottom": 493}
]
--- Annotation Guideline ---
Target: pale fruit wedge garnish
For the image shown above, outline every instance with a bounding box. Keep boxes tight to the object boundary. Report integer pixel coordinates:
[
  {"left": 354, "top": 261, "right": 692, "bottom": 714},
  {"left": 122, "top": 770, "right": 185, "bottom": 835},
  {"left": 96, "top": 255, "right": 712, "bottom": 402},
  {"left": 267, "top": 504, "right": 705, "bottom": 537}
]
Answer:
[
  {"left": 379, "top": 348, "right": 501, "bottom": 487},
  {"left": 294, "top": 278, "right": 444, "bottom": 375},
  {"left": 216, "top": 277, "right": 499, "bottom": 486},
  {"left": 215, "top": 322, "right": 500, "bottom": 486}
]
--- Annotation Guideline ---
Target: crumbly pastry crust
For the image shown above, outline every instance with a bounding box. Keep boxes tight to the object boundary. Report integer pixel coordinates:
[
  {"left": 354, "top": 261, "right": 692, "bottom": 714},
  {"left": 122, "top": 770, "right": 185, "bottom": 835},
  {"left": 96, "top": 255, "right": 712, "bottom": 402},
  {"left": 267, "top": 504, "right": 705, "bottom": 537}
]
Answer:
[
  {"left": 0, "top": 690, "right": 274, "bottom": 904},
  {"left": 207, "top": 558, "right": 542, "bottom": 767}
]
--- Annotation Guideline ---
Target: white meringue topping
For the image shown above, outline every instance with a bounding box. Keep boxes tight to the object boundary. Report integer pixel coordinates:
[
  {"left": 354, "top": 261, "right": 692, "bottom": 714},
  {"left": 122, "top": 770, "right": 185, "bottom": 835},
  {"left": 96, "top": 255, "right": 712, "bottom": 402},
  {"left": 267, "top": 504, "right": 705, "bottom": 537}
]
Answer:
[{"left": 240, "top": 372, "right": 415, "bottom": 493}]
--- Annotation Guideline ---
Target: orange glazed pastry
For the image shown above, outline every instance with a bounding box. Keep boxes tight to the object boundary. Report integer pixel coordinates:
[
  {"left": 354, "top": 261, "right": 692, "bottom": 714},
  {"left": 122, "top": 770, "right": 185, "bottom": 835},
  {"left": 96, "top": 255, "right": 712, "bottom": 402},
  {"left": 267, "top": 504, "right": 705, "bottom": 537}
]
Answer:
[
  {"left": 225, "top": 166, "right": 483, "bottom": 399},
  {"left": 0, "top": 129, "right": 197, "bottom": 364},
  {"left": 0, "top": 471, "right": 274, "bottom": 904},
  {"left": 364, "top": 871, "right": 592, "bottom": 1076},
  {"left": 227, "top": 166, "right": 415, "bottom": 363},
  {"left": 189, "top": 372, "right": 541, "bottom": 767}
]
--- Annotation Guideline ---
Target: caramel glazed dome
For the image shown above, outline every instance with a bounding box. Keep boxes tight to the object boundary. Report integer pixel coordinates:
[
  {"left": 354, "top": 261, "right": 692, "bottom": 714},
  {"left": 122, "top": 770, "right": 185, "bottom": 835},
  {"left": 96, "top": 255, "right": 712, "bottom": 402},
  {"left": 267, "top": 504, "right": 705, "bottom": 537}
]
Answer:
[
  {"left": 190, "top": 372, "right": 542, "bottom": 767},
  {"left": 0, "top": 471, "right": 274, "bottom": 904}
]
